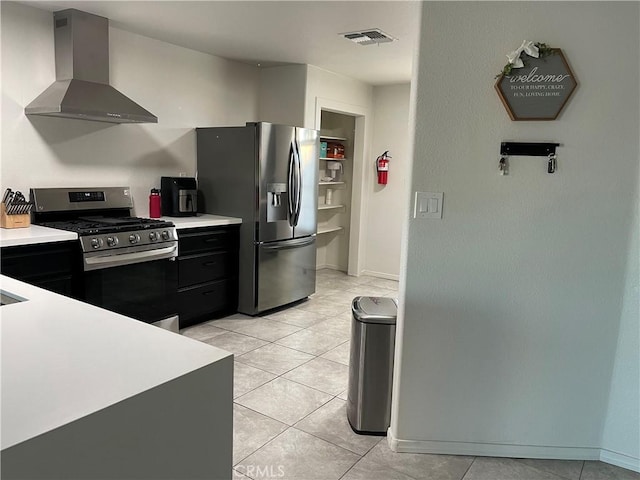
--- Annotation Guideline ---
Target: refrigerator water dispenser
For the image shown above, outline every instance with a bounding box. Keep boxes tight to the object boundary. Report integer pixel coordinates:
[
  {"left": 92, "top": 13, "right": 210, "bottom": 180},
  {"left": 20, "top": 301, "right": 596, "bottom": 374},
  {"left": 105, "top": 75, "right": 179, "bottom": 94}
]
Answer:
[{"left": 267, "top": 183, "right": 288, "bottom": 222}]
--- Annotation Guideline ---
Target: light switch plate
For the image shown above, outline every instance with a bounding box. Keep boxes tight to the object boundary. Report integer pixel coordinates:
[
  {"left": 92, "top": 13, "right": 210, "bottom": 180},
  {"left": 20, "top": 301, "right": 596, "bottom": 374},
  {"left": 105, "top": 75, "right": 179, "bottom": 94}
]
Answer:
[{"left": 414, "top": 192, "right": 443, "bottom": 219}]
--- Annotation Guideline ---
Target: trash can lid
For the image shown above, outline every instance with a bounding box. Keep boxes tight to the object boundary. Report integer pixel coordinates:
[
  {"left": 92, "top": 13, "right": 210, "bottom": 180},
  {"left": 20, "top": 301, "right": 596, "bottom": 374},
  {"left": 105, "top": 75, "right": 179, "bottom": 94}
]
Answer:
[{"left": 352, "top": 296, "right": 398, "bottom": 324}]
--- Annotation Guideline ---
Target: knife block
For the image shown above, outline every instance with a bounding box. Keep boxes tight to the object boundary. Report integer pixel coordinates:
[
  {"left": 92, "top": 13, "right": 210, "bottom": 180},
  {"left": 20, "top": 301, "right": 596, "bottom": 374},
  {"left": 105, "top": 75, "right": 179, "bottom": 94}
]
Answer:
[{"left": 1, "top": 203, "right": 30, "bottom": 229}]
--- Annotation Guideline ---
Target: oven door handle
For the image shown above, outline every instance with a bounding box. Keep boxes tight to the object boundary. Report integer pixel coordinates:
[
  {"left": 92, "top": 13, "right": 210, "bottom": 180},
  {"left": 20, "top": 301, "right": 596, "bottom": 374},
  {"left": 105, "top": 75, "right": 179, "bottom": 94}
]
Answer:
[{"left": 84, "top": 245, "right": 178, "bottom": 271}]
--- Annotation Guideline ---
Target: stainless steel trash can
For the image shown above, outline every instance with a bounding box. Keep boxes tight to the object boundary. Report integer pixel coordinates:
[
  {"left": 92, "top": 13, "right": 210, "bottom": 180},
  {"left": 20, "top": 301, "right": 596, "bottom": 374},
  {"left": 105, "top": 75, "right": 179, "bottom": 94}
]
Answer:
[{"left": 347, "top": 296, "right": 397, "bottom": 435}]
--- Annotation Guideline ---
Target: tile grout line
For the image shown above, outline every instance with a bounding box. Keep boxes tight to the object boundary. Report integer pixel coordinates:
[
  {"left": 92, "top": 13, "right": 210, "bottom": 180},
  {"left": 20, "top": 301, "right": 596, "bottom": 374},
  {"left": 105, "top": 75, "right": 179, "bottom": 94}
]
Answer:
[
  {"left": 231, "top": 370, "right": 275, "bottom": 401},
  {"left": 287, "top": 424, "right": 366, "bottom": 459},
  {"left": 273, "top": 332, "right": 350, "bottom": 357},
  {"left": 211, "top": 324, "right": 306, "bottom": 343},
  {"left": 233, "top": 314, "right": 351, "bottom": 377},
  {"left": 232, "top": 402, "right": 288, "bottom": 427},
  {"left": 278, "top": 356, "right": 350, "bottom": 397},
  {"left": 337, "top": 462, "right": 358, "bottom": 480},
  {"left": 361, "top": 435, "right": 386, "bottom": 456},
  {"left": 345, "top": 450, "right": 422, "bottom": 480},
  {"left": 233, "top": 336, "right": 321, "bottom": 399},
  {"left": 578, "top": 460, "right": 585, "bottom": 480},
  {"left": 210, "top": 309, "right": 346, "bottom": 345},
  {"left": 460, "top": 456, "right": 477, "bottom": 480},
  {"left": 235, "top": 333, "right": 336, "bottom": 404},
  {"left": 234, "top": 401, "right": 364, "bottom": 474},
  {"left": 236, "top": 352, "right": 344, "bottom": 400},
  {"left": 329, "top": 436, "right": 390, "bottom": 480},
  {"left": 516, "top": 458, "right": 584, "bottom": 480},
  {"left": 263, "top": 383, "right": 382, "bottom": 462},
  {"left": 272, "top": 343, "right": 349, "bottom": 360},
  {"left": 234, "top": 360, "right": 354, "bottom": 457},
  {"left": 236, "top": 344, "right": 317, "bottom": 377},
  {"left": 232, "top": 422, "right": 291, "bottom": 469}
]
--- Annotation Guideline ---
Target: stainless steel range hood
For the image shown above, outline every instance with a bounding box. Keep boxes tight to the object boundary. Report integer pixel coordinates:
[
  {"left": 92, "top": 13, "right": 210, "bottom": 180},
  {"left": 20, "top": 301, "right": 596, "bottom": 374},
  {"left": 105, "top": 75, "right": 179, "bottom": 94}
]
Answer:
[{"left": 25, "top": 9, "right": 157, "bottom": 124}]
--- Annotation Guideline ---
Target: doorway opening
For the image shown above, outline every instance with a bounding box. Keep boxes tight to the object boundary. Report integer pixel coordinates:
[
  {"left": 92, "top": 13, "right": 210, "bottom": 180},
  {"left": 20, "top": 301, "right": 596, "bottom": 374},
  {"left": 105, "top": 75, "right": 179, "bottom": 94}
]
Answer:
[{"left": 314, "top": 97, "right": 368, "bottom": 277}]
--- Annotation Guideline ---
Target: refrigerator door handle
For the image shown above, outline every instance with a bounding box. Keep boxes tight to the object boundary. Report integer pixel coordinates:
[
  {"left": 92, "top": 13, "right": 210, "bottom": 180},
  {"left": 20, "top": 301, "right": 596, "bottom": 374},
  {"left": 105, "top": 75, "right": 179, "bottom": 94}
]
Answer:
[
  {"left": 293, "top": 137, "right": 302, "bottom": 226},
  {"left": 287, "top": 143, "right": 296, "bottom": 227},
  {"left": 260, "top": 236, "right": 316, "bottom": 250},
  {"left": 288, "top": 138, "right": 302, "bottom": 227}
]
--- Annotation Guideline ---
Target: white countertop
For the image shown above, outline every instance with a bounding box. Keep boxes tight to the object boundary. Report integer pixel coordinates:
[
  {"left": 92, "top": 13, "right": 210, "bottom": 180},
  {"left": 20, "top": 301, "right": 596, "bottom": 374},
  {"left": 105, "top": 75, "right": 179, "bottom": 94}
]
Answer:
[
  {"left": 154, "top": 214, "right": 242, "bottom": 230},
  {"left": 0, "top": 275, "right": 233, "bottom": 450},
  {"left": 0, "top": 225, "right": 78, "bottom": 248}
]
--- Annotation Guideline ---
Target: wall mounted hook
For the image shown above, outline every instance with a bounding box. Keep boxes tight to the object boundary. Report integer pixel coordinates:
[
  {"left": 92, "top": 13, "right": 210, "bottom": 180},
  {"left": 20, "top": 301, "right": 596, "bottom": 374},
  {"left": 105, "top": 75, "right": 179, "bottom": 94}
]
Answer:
[
  {"left": 499, "top": 156, "right": 509, "bottom": 175},
  {"left": 499, "top": 142, "right": 560, "bottom": 174},
  {"left": 548, "top": 152, "right": 557, "bottom": 173}
]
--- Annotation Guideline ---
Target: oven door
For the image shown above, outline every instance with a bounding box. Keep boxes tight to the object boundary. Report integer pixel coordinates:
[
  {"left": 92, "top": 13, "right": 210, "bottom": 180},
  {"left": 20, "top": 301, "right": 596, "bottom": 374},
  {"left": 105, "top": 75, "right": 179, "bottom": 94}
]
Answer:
[{"left": 83, "top": 251, "right": 178, "bottom": 329}]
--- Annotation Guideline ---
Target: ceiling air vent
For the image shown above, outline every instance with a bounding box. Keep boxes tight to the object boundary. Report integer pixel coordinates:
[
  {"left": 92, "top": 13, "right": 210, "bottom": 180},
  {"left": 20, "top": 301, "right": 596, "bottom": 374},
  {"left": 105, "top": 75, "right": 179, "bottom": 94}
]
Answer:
[{"left": 342, "top": 28, "right": 396, "bottom": 46}]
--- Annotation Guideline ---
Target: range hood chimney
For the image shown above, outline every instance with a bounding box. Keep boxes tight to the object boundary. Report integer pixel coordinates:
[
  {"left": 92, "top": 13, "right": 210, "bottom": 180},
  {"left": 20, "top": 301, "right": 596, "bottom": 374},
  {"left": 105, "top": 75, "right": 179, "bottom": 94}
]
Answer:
[{"left": 25, "top": 9, "right": 157, "bottom": 124}]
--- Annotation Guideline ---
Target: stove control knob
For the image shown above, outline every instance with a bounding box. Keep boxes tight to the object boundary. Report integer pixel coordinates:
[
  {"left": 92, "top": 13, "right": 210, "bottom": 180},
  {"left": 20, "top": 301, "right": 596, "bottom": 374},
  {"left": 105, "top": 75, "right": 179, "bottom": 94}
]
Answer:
[
  {"left": 91, "top": 238, "right": 104, "bottom": 249},
  {"left": 106, "top": 236, "right": 119, "bottom": 247},
  {"left": 149, "top": 232, "right": 159, "bottom": 242},
  {"left": 129, "top": 233, "right": 141, "bottom": 244},
  {"left": 161, "top": 230, "right": 171, "bottom": 241}
]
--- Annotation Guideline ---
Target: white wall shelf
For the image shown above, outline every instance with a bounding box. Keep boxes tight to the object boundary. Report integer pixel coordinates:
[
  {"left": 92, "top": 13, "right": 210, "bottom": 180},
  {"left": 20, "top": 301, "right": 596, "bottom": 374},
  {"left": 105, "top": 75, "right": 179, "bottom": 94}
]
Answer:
[
  {"left": 320, "top": 135, "right": 347, "bottom": 142},
  {"left": 317, "top": 226, "right": 343, "bottom": 235},
  {"left": 319, "top": 157, "right": 348, "bottom": 161},
  {"left": 319, "top": 181, "right": 345, "bottom": 186},
  {"left": 318, "top": 204, "right": 344, "bottom": 210}
]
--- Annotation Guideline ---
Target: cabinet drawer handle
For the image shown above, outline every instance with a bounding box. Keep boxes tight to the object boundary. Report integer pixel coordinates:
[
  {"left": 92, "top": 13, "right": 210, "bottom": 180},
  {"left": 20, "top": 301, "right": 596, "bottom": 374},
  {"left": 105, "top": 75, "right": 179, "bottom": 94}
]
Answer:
[
  {"left": 203, "top": 261, "right": 218, "bottom": 267},
  {"left": 202, "top": 290, "right": 217, "bottom": 296},
  {"left": 204, "top": 238, "right": 220, "bottom": 243}
]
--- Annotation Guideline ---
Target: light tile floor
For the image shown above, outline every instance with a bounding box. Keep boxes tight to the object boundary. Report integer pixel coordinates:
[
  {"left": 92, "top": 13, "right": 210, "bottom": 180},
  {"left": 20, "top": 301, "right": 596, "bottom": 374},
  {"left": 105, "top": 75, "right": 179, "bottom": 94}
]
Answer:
[{"left": 182, "top": 269, "right": 639, "bottom": 480}]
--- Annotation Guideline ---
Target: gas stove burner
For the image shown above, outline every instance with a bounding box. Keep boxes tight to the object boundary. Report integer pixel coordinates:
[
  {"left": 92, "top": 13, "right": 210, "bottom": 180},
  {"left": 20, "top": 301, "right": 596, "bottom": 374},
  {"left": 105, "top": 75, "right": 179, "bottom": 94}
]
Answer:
[
  {"left": 39, "top": 216, "right": 174, "bottom": 236},
  {"left": 79, "top": 216, "right": 174, "bottom": 228},
  {"left": 79, "top": 216, "right": 146, "bottom": 226}
]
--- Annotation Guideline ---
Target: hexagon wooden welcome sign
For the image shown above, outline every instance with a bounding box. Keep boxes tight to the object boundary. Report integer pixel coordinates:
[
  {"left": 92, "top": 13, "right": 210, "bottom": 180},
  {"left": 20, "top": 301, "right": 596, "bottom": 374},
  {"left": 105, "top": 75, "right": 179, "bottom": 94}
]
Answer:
[{"left": 495, "top": 46, "right": 578, "bottom": 121}]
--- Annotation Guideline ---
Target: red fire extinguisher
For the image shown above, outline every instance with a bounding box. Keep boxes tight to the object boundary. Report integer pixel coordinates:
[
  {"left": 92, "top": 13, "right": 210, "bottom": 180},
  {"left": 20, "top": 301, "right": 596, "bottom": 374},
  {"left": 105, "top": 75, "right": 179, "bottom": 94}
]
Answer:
[{"left": 376, "top": 151, "right": 391, "bottom": 185}]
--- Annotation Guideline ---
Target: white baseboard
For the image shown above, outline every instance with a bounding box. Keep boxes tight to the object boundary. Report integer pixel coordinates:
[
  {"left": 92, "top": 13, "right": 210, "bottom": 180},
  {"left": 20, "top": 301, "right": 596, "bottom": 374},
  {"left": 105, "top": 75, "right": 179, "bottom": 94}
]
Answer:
[
  {"left": 599, "top": 448, "right": 640, "bottom": 473},
  {"left": 387, "top": 429, "right": 640, "bottom": 474},
  {"left": 317, "top": 266, "right": 399, "bottom": 281},
  {"left": 387, "top": 428, "right": 601, "bottom": 461},
  {"left": 360, "top": 269, "right": 400, "bottom": 281},
  {"left": 316, "top": 264, "right": 344, "bottom": 271}
]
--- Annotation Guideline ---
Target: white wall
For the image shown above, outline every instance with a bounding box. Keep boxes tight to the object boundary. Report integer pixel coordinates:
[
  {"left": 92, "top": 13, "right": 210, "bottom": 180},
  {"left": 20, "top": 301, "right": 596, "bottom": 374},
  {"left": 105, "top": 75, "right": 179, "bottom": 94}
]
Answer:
[
  {"left": 258, "top": 64, "right": 307, "bottom": 127},
  {"left": 1, "top": 2, "right": 259, "bottom": 216},
  {"left": 363, "top": 84, "right": 411, "bottom": 279},
  {"left": 601, "top": 186, "right": 639, "bottom": 470},
  {"left": 304, "top": 65, "right": 373, "bottom": 130},
  {"left": 391, "top": 1, "right": 639, "bottom": 469}
]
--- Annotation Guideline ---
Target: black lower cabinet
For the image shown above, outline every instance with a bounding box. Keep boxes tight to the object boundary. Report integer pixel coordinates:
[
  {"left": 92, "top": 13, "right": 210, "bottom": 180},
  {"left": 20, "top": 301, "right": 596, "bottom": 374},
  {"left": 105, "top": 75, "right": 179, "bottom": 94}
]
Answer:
[
  {"left": 1, "top": 241, "right": 80, "bottom": 297},
  {"left": 177, "top": 225, "right": 239, "bottom": 329}
]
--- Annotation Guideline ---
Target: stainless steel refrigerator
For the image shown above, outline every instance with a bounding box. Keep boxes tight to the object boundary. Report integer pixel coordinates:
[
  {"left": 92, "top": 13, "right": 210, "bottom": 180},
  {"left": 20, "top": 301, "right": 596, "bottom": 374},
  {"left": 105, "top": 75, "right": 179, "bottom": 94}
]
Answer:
[{"left": 196, "top": 122, "right": 319, "bottom": 315}]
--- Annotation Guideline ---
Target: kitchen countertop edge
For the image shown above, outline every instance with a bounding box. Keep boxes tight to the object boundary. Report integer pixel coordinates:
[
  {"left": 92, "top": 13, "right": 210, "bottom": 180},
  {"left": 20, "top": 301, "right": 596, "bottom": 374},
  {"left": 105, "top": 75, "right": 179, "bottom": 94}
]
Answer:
[
  {"left": 0, "top": 225, "right": 78, "bottom": 248},
  {"left": 153, "top": 214, "right": 242, "bottom": 230},
  {"left": 0, "top": 275, "right": 233, "bottom": 451}
]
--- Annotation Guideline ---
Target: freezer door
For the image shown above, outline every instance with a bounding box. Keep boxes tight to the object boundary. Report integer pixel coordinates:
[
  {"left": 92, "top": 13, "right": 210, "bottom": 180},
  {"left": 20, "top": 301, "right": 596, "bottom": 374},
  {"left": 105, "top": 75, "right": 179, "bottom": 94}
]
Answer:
[
  {"left": 293, "top": 127, "right": 319, "bottom": 238},
  {"left": 256, "top": 236, "right": 316, "bottom": 313},
  {"left": 257, "top": 123, "right": 296, "bottom": 243}
]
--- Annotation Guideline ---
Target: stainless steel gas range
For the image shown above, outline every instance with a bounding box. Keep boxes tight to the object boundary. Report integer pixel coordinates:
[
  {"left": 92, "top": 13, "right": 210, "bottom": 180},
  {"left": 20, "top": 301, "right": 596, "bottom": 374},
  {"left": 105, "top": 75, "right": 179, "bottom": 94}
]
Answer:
[{"left": 31, "top": 187, "right": 179, "bottom": 332}]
